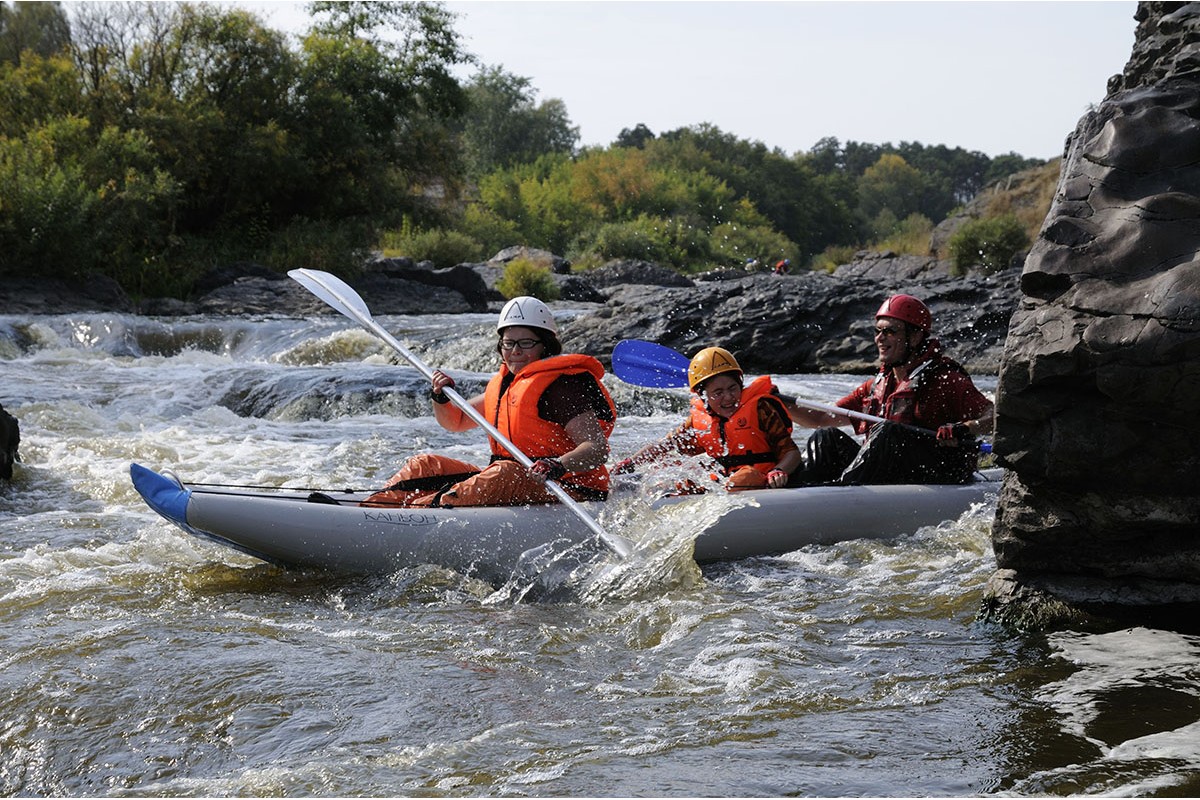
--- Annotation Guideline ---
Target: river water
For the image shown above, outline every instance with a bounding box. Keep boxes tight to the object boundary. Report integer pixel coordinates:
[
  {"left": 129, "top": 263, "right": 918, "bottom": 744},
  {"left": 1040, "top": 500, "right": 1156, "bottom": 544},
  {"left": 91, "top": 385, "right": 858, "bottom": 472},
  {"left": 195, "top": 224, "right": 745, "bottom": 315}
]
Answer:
[{"left": 2, "top": 309, "right": 1199, "bottom": 797}]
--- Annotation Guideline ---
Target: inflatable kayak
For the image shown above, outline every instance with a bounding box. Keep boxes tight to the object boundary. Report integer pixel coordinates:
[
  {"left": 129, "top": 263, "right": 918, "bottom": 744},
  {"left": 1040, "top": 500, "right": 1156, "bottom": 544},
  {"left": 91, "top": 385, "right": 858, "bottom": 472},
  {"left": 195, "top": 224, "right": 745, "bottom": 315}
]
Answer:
[{"left": 130, "top": 463, "right": 1002, "bottom": 582}]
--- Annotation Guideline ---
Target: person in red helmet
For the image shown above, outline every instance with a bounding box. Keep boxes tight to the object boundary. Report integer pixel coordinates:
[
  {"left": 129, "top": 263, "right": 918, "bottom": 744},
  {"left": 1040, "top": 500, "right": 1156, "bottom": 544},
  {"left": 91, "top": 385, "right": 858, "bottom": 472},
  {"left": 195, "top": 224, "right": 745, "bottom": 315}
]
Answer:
[{"left": 787, "top": 294, "right": 994, "bottom": 484}]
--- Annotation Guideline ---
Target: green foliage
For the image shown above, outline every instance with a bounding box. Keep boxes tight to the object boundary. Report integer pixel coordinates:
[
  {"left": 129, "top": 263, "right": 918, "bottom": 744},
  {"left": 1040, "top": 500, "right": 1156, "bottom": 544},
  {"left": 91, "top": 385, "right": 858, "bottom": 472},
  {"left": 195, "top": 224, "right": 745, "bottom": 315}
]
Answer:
[
  {"left": 0, "top": 0, "right": 71, "bottom": 65},
  {"left": 380, "top": 223, "right": 483, "bottom": 267},
  {"left": 858, "top": 154, "right": 927, "bottom": 224},
  {"left": 495, "top": 257, "right": 560, "bottom": 301},
  {"left": 872, "top": 213, "right": 934, "bottom": 256},
  {"left": 948, "top": 214, "right": 1030, "bottom": 274},
  {"left": 1, "top": 0, "right": 1050, "bottom": 299},
  {"left": 709, "top": 218, "right": 796, "bottom": 268},
  {"left": 649, "top": 124, "right": 857, "bottom": 260},
  {"left": 459, "top": 65, "right": 578, "bottom": 177},
  {"left": 811, "top": 244, "right": 859, "bottom": 274},
  {"left": 581, "top": 214, "right": 701, "bottom": 266},
  {"left": 456, "top": 205, "right": 520, "bottom": 259}
]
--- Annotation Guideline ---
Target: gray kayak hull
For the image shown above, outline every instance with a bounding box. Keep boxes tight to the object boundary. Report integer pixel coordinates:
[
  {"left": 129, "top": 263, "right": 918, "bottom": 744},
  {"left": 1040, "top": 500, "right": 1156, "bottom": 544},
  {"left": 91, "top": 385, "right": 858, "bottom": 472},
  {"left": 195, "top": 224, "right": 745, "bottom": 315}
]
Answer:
[{"left": 130, "top": 463, "right": 1002, "bottom": 582}]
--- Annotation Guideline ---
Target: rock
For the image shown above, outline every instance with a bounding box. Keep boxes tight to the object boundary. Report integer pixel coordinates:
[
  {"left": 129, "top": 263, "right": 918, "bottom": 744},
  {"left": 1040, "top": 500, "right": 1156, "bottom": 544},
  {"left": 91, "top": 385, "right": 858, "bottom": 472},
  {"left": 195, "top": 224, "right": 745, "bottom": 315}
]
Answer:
[
  {"left": 490, "top": 246, "right": 570, "bottom": 274},
  {"left": 0, "top": 402, "right": 18, "bottom": 480},
  {"left": 581, "top": 260, "right": 695, "bottom": 289},
  {"left": 1, "top": 275, "right": 134, "bottom": 315},
  {"left": 195, "top": 276, "right": 333, "bottom": 316},
  {"left": 833, "top": 251, "right": 956, "bottom": 282},
  {"left": 985, "top": 1, "right": 1200, "bottom": 628},
  {"left": 366, "top": 257, "right": 493, "bottom": 310},
  {"left": 566, "top": 263, "right": 1018, "bottom": 375}
]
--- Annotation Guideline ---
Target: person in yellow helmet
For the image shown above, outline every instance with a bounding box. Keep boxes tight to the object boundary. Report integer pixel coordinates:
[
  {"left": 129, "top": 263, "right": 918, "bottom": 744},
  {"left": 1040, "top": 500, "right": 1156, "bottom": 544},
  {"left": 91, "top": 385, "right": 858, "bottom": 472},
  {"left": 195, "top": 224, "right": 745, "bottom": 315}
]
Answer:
[{"left": 614, "top": 346, "right": 801, "bottom": 491}]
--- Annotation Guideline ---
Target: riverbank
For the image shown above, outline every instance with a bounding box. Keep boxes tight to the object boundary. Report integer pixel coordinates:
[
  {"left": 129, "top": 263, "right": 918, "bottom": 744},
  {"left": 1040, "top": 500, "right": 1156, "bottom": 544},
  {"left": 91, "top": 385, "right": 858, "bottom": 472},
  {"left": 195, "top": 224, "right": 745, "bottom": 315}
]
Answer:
[{"left": 0, "top": 250, "right": 1019, "bottom": 375}]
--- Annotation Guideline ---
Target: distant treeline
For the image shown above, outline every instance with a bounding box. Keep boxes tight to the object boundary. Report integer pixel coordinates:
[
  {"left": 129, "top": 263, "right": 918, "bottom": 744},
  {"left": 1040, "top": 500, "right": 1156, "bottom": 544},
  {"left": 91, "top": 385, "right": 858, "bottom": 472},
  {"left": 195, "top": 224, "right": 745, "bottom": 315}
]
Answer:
[{"left": 0, "top": 0, "right": 1044, "bottom": 298}]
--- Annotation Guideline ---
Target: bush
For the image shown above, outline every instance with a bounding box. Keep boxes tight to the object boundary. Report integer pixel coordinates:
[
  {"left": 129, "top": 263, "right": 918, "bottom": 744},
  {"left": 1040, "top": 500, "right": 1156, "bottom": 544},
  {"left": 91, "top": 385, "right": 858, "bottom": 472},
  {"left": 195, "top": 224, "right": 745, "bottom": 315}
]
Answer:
[
  {"left": 380, "top": 222, "right": 483, "bottom": 267},
  {"left": 495, "top": 257, "right": 560, "bottom": 301},
  {"left": 872, "top": 213, "right": 933, "bottom": 256},
  {"left": 948, "top": 213, "right": 1029, "bottom": 274},
  {"left": 458, "top": 204, "right": 521, "bottom": 259},
  {"left": 810, "top": 244, "right": 858, "bottom": 274},
  {"left": 583, "top": 215, "right": 679, "bottom": 265},
  {"left": 709, "top": 220, "right": 796, "bottom": 269}
]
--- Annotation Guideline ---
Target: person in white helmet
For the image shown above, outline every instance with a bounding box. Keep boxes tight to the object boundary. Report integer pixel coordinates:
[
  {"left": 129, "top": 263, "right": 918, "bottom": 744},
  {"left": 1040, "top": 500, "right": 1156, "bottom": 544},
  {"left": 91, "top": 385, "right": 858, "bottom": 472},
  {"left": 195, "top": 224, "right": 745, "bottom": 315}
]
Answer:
[{"left": 363, "top": 296, "right": 618, "bottom": 508}]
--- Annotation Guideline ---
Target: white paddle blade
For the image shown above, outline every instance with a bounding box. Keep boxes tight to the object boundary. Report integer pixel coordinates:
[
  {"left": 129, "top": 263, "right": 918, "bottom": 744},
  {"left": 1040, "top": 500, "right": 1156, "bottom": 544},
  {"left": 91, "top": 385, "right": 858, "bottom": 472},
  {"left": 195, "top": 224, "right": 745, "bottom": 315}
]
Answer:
[{"left": 288, "top": 268, "right": 373, "bottom": 323}]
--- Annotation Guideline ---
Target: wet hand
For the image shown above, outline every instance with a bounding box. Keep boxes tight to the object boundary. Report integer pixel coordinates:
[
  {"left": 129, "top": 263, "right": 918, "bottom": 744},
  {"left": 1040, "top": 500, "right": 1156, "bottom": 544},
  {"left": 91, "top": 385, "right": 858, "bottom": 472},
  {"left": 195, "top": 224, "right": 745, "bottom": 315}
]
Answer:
[
  {"left": 530, "top": 457, "right": 567, "bottom": 483},
  {"left": 766, "top": 468, "right": 788, "bottom": 488},
  {"left": 613, "top": 458, "right": 636, "bottom": 475}
]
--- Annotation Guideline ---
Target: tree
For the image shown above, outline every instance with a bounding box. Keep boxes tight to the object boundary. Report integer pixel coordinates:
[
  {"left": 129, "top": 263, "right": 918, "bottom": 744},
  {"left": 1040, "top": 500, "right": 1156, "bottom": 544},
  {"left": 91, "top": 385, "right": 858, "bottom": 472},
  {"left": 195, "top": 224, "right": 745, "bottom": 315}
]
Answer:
[
  {"left": 458, "top": 65, "right": 578, "bottom": 176},
  {"left": 857, "top": 153, "right": 928, "bottom": 233},
  {"left": 651, "top": 124, "right": 857, "bottom": 260},
  {"left": 0, "top": 1, "right": 71, "bottom": 65},
  {"left": 615, "top": 123, "right": 655, "bottom": 149}
]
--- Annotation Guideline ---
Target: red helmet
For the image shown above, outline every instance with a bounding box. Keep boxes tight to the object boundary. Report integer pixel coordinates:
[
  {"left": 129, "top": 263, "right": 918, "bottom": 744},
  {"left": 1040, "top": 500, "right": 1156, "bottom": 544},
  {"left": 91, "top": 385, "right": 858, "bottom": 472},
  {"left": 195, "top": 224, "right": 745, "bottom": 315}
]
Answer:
[{"left": 876, "top": 294, "right": 932, "bottom": 333}]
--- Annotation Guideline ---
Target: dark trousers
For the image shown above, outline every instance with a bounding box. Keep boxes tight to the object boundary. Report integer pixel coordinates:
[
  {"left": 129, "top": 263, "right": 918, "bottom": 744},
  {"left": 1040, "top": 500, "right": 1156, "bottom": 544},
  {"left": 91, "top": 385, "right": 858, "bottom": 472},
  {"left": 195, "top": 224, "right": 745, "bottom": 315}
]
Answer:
[{"left": 792, "top": 423, "right": 977, "bottom": 486}]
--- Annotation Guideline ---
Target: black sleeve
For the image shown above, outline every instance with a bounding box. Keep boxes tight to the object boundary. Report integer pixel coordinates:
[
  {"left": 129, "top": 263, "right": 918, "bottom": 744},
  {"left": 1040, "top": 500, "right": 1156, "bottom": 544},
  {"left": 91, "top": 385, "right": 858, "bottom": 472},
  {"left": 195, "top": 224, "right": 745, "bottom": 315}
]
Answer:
[{"left": 538, "top": 373, "right": 614, "bottom": 426}]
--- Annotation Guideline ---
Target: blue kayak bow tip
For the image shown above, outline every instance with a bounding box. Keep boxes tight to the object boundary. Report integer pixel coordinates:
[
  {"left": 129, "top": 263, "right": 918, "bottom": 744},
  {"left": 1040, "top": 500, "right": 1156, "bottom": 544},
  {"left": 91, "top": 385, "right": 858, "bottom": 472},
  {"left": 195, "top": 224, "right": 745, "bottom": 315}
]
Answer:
[{"left": 130, "top": 463, "right": 192, "bottom": 527}]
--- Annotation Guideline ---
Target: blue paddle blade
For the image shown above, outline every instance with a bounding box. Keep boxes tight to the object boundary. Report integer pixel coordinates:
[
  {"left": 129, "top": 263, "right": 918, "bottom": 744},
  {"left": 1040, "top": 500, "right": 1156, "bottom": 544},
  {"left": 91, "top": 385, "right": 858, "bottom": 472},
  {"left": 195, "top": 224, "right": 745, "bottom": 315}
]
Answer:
[{"left": 611, "top": 340, "right": 691, "bottom": 388}]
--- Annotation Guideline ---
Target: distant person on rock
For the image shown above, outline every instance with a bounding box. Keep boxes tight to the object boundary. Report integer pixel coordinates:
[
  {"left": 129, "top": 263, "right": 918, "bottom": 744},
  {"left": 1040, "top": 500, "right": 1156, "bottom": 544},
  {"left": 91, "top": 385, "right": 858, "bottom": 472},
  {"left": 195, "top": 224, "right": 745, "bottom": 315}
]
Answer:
[
  {"left": 614, "top": 347, "right": 801, "bottom": 491},
  {"left": 786, "top": 294, "right": 994, "bottom": 485},
  {"left": 773, "top": 258, "right": 791, "bottom": 275},
  {"left": 362, "top": 297, "right": 617, "bottom": 508}
]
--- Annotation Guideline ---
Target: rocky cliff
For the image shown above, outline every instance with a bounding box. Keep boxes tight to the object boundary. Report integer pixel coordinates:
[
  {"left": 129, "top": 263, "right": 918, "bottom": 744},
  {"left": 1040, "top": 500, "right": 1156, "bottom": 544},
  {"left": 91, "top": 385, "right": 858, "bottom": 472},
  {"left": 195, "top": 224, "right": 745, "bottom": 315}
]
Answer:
[{"left": 984, "top": 1, "right": 1200, "bottom": 628}]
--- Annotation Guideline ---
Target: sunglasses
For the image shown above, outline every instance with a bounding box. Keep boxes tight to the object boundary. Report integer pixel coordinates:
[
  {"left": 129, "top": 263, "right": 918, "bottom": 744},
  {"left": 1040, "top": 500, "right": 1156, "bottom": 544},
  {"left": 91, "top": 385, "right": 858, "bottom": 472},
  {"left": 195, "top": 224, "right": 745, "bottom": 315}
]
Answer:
[{"left": 874, "top": 327, "right": 903, "bottom": 339}]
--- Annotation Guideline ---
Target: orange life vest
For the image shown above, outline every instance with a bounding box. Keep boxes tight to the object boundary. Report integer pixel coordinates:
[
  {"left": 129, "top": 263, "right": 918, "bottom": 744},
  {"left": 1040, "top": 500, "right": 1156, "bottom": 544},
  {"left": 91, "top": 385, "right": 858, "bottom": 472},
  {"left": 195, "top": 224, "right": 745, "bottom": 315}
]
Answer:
[
  {"left": 687, "top": 375, "right": 790, "bottom": 476},
  {"left": 483, "top": 354, "right": 616, "bottom": 493}
]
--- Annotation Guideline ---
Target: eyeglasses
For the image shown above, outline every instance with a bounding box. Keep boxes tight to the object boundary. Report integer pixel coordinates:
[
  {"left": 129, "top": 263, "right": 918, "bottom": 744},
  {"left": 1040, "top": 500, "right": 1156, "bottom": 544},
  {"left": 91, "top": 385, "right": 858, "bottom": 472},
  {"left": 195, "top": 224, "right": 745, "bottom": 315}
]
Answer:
[
  {"left": 499, "top": 338, "right": 542, "bottom": 352},
  {"left": 874, "top": 327, "right": 903, "bottom": 339},
  {"left": 705, "top": 385, "right": 742, "bottom": 401}
]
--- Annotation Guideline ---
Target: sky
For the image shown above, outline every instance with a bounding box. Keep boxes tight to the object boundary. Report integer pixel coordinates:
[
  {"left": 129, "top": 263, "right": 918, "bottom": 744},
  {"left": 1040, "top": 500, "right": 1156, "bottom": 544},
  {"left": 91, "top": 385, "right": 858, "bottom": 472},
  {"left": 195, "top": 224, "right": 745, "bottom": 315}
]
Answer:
[{"left": 240, "top": 1, "right": 1140, "bottom": 161}]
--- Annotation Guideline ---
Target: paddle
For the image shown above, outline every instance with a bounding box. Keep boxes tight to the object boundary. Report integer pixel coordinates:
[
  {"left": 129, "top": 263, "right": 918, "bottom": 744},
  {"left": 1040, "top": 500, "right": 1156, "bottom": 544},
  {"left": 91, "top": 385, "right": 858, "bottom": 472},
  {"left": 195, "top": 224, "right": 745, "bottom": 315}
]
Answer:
[
  {"left": 611, "top": 339, "right": 992, "bottom": 451},
  {"left": 288, "top": 268, "right": 633, "bottom": 560}
]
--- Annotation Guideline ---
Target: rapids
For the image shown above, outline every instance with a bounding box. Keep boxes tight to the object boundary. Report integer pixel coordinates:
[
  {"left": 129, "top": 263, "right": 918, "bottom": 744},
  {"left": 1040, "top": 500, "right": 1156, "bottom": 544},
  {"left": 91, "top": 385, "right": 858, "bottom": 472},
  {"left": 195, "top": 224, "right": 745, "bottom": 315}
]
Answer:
[{"left": 2, "top": 310, "right": 1199, "bottom": 796}]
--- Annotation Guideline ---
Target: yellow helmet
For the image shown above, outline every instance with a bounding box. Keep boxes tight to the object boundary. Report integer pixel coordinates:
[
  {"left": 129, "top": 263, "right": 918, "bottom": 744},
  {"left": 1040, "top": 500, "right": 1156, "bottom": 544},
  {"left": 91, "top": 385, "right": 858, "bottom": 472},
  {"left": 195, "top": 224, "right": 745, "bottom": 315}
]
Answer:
[{"left": 687, "top": 347, "right": 742, "bottom": 391}]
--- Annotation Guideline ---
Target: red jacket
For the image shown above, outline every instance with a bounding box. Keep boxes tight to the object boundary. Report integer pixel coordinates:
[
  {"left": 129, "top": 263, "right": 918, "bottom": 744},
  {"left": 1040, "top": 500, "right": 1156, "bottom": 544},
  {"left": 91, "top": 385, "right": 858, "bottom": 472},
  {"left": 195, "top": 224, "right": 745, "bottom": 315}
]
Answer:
[{"left": 839, "top": 339, "right": 991, "bottom": 435}]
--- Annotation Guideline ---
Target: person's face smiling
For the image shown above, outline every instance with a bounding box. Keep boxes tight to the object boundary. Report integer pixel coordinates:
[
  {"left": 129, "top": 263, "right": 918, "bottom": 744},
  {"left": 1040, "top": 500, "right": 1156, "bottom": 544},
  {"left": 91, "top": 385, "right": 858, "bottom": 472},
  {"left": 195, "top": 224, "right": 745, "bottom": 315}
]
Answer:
[
  {"left": 499, "top": 326, "right": 545, "bottom": 373},
  {"left": 874, "top": 319, "right": 914, "bottom": 367},
  {"left": 702, "top": 373, "right": 743, "bottom": 419}
]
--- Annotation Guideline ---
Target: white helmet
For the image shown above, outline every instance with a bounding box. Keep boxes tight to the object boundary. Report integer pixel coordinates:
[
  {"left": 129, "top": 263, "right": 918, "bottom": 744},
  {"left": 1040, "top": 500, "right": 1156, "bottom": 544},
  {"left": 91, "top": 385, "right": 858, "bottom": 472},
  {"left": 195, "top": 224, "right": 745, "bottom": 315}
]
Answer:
[{"left": 497, "top": 296, "right": 557, "bottom": 335}]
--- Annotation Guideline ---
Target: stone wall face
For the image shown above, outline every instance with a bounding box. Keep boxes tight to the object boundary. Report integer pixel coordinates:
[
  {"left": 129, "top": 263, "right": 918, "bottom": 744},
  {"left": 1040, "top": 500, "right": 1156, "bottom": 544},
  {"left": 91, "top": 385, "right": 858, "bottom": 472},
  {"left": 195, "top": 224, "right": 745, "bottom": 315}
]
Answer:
[{"left": 988, "top": 3, "right": 1200, "bottom": 618}]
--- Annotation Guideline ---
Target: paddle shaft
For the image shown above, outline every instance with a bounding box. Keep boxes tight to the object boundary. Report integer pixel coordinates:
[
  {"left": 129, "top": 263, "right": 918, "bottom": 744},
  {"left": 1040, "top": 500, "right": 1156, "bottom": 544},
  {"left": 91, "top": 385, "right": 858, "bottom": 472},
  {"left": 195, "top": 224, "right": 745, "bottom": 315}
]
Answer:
[{"left": 288, "top": 269, "right": 631, "bottom": 559}]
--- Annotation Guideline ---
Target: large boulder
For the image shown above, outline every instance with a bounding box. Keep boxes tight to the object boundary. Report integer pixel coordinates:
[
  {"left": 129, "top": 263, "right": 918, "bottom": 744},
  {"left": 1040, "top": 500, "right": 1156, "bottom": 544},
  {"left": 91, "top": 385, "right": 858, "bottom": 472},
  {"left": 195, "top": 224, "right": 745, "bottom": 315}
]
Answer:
[
  {"left": 0, "top": 402, "right": 18, "bottom": 481},
  {"left": 565, "top": 262, "right": 1018, "bottom": 375},
  {"left": 983, "top": 2, "right": 1200, "bottom": 627}
]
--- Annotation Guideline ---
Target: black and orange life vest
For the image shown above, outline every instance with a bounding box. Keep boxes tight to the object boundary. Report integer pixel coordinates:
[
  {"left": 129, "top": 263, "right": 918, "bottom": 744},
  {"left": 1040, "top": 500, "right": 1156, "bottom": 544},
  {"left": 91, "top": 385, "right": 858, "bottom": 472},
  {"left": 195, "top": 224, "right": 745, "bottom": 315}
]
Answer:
[
  {"left": 687, "top": 375, "right": 790, "bottom": 476},
  {"left": 483, "top": 354, "right": 617, "bottom": 493}
]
